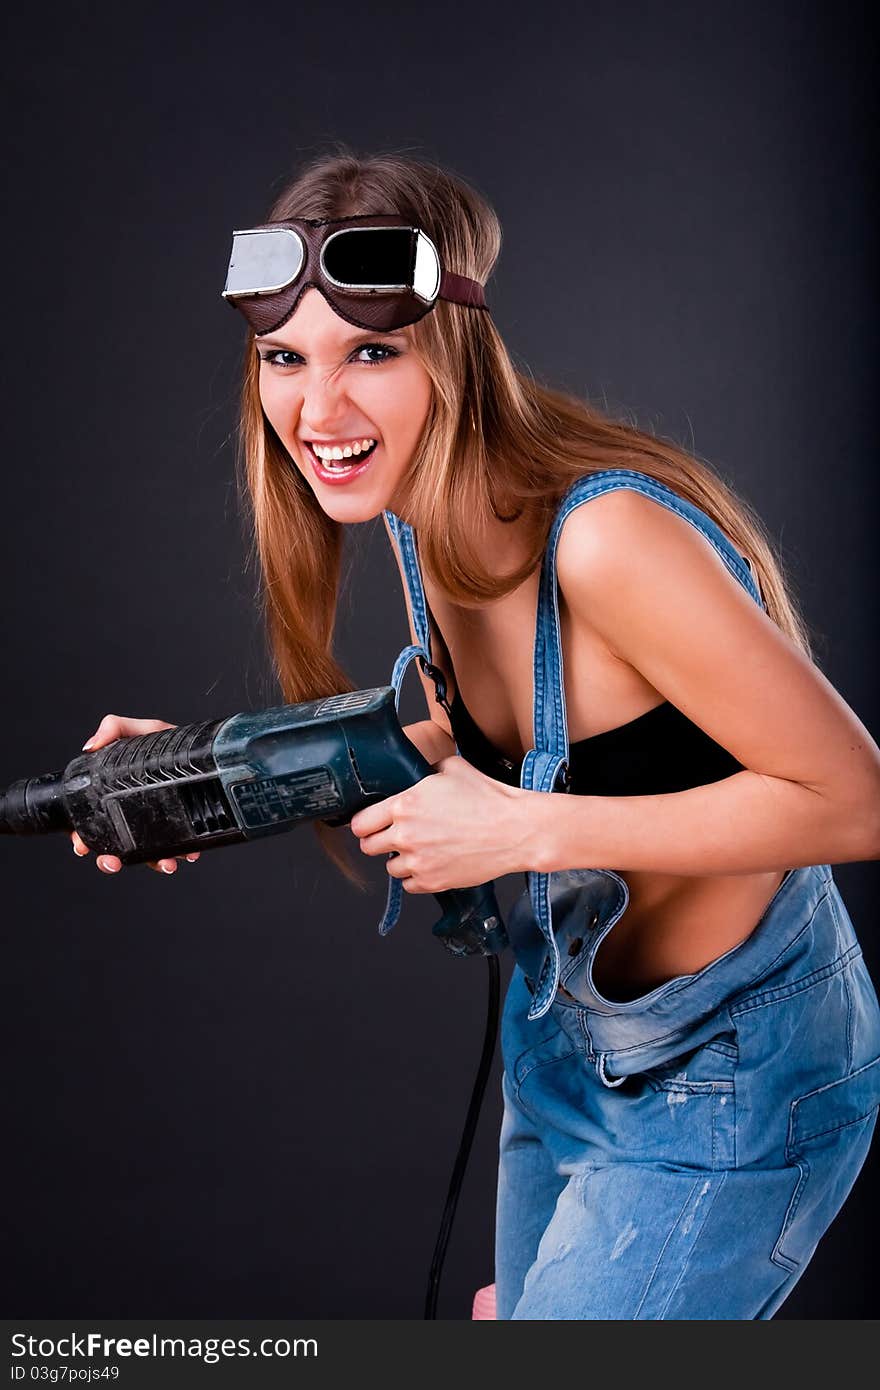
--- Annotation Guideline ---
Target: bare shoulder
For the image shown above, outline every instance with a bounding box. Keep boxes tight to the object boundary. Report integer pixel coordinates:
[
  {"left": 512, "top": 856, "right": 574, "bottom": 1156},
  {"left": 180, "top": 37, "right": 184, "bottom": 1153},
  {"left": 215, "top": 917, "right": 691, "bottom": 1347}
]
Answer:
[{"left": 556, "top": 485, "right": 735, "bottom": 601}]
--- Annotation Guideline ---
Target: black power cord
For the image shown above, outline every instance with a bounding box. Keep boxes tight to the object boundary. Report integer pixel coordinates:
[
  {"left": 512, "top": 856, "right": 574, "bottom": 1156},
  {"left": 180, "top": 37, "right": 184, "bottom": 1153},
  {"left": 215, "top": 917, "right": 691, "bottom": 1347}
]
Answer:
[{"left": 424, "top": 953, "right": 501, "bottom": 1319}]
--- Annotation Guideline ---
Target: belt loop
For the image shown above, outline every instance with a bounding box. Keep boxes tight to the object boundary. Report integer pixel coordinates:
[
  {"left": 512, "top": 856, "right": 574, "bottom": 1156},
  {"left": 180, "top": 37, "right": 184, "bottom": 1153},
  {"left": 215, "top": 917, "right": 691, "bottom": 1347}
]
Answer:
[{"left": 596, "top": 1053, "right": 627, "bottom": 1088}]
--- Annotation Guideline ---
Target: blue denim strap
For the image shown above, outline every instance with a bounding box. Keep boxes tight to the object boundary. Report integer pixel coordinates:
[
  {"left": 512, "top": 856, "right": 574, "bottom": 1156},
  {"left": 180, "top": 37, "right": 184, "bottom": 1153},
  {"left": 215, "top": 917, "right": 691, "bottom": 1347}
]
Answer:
[
  {"left": 377, "top": 511, "right": 440, "bottom": 938},
  {"left": 522, "top": 468, "right": 766, "bottom": 1020},
  {"left": 384, "top": 510, "right": 434, "bottom": 657},
  {"left": 375, "top": 643, "right": 428, "bottom": 937}
]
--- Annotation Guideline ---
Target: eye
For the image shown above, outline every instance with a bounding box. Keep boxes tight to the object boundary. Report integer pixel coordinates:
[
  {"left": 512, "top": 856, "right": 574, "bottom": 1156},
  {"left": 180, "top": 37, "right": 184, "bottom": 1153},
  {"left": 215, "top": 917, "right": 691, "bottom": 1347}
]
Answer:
[
  {"left": 355, "top": 343, "right": 400, "bottom": 366},
  {"left": 257, "top": 343, "right": 400, "bottom": 370},
  {"left": 258, "top": 350, "right": 301, "bottom": 369}
]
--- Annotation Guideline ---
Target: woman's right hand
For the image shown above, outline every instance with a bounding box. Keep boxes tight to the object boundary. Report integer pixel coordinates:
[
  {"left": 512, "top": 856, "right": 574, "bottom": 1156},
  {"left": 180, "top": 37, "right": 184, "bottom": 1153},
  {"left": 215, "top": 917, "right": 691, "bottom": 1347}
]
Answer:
[{"left": 69, "top": 714, "right": 202, "bottom": 875}]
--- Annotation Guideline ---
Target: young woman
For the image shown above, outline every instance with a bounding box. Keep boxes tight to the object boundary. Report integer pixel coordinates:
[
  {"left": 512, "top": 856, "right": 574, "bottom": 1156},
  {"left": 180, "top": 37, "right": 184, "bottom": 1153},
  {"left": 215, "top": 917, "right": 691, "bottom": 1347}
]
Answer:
[{"left": 72, "top": 150, "right": 880, "bottom": 1319}]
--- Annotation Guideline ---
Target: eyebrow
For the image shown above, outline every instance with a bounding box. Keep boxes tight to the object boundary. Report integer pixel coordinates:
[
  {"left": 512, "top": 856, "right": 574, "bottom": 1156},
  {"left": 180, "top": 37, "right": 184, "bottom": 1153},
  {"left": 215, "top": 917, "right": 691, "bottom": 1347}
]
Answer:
[{"left": 255, "top": 329, "right": 408, "bottom": 350}]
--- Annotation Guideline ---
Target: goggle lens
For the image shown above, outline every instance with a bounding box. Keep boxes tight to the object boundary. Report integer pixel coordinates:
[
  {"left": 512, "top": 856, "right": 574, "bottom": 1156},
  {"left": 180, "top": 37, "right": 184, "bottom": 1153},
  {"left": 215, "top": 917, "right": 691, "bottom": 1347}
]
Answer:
[
  {"left": 321, "top": 226, "right": 417, "bottom": 293},
  {"left": 223, "top": 228, "right": 305, "bottom": 298}
]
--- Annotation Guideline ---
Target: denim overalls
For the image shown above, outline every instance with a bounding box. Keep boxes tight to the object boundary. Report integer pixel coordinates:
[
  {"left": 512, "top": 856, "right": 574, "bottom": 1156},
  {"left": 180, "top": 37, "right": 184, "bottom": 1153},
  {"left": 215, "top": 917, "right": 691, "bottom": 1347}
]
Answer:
[{"left": 381, "top": 468, "right": 880, "bottom": 1319}]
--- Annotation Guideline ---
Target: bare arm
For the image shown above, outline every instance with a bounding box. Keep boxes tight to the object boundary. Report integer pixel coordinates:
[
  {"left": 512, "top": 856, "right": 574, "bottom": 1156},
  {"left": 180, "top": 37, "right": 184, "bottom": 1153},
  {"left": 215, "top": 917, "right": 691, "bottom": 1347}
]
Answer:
[
  {"left": 523, "top": 491, "right": 880, "bottom": 876},
  {"left": 402, "top": 719, "right": 458, "bottom": 766}
]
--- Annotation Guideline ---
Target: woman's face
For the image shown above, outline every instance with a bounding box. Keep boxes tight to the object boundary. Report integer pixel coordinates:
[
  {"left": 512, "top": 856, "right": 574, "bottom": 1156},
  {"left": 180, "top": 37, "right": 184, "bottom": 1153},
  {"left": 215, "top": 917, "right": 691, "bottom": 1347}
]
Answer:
[{"left": 257, "top": 287, "right": 434, "bottom": 520}]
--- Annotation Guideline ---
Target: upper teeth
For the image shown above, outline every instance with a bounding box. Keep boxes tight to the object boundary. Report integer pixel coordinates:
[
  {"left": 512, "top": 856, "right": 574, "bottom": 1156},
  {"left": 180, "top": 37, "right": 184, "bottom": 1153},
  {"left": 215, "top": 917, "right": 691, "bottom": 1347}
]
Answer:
[{"left": 312, "top": 438, "right": 376, "bottom": 461}]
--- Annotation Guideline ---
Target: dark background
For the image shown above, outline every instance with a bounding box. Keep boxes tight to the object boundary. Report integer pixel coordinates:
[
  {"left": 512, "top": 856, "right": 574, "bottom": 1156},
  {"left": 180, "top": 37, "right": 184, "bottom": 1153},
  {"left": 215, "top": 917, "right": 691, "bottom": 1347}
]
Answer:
[{"left": 1, "top": 0, "right": 876, "bottom": 1319}]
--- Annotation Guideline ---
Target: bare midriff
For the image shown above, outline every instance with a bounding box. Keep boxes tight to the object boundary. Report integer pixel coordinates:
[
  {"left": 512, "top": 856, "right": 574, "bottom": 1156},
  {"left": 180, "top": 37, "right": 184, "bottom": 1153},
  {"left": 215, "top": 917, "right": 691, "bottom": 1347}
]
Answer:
[
  {"left": 420, "top": 551, "right": 788, "bottom": 1005},
  {"left": 584, "top": 865, "right": 786, "bottom": 1002}
]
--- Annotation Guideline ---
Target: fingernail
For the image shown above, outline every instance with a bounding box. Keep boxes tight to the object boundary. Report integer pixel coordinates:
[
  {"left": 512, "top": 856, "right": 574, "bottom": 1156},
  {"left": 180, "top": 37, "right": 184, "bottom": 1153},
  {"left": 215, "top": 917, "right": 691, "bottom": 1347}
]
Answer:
[
  {"left": 82, "top": 737, "right": 96, "bottom": 751},
  {"left": 161, "top": 864, "right": 175, "bottom": 874},
  {"left": 99, "top": 859, "right": 119, "bottom": 873},
  {"left": 73, "top": 844, "right": 86, "bottom": 857},
  {"left": 185, "top": 854, "right": 198, "bottom": 863}
]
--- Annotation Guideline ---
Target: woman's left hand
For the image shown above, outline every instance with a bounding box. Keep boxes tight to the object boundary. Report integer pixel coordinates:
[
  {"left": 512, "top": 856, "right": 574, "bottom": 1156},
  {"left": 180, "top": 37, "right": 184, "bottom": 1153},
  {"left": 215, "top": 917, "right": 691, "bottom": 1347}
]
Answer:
[{"left": 349, "top": 755, "right": 535, "bottom": 892}]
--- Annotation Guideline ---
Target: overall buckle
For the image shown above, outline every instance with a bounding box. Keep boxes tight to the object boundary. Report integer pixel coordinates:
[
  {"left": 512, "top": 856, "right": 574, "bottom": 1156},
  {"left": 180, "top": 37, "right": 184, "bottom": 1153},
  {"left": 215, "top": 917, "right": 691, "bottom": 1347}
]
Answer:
[{"left": 417, "top": 656, "right": 453, "bottom": 719}]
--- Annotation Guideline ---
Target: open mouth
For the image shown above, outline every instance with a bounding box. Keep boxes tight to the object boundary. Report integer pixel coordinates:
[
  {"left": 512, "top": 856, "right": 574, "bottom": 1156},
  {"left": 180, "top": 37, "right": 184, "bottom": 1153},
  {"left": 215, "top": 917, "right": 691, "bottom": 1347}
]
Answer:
[{"left": 306, "top": 440, "right": 379, "bottom": 473}]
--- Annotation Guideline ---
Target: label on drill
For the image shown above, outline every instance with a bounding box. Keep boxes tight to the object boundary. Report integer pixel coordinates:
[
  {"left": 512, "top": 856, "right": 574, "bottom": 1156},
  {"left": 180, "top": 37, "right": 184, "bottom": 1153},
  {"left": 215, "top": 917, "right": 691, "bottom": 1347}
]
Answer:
[{"left": 229, "top": 768, "right": 342, "bottom": 827}]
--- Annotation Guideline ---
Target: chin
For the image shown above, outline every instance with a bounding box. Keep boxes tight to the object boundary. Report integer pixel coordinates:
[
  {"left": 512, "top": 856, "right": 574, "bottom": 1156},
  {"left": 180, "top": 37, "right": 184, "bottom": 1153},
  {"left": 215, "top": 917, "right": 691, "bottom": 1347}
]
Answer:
[
  {"left": 307, "top": 460, "right": 407, "bottom": 519},
  {"left": 304, "top": 473, "right": 393, "bottom": 520},
  {"left": 319, "top": 495, "right": 388, "bottom": 523}
]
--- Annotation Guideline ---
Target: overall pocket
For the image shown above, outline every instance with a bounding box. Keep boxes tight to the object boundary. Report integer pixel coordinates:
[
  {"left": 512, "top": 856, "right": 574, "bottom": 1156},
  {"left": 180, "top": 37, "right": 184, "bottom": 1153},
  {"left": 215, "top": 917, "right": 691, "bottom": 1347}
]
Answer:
[
  {"left": 625, "top": 1033, "right": 739, "bottom": 1171},
  {"left": 640, "top": 1034, "right": 739, "bottom": 1090},
  {"left": 773, "top": 1054, "right": 880, "bottom": 1272}
]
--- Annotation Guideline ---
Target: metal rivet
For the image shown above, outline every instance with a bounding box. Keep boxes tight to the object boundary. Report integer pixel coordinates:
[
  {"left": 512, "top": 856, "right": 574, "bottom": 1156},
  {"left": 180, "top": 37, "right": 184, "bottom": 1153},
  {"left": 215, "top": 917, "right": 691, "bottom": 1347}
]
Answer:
[{"left": 588, "top": 910, "right": 600, "bottom": 929}]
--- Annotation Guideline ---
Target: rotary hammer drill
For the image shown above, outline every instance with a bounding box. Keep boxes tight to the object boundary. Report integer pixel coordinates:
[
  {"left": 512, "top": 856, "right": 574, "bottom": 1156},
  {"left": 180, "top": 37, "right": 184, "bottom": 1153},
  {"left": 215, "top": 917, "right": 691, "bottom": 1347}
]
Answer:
[{"left": 0, "top": 685, "right": 508, "bottom": 957}]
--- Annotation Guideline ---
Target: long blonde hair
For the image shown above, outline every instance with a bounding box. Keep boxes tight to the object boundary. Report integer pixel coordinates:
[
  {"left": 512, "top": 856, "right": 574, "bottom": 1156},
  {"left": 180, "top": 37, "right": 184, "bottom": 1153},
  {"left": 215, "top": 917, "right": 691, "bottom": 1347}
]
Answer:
[{"left": 234, "top": 144, "right": 815, "bottom": 889}]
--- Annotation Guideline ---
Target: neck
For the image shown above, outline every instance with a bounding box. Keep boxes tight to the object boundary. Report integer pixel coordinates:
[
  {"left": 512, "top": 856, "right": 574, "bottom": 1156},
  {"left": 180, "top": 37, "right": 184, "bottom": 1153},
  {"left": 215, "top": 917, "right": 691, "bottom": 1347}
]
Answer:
[
  {"left": 480, "top": 508, "right": 542, "bottom": 581},
  {"left": 387, "top": 487, "right": 540, "bottom": 583}
]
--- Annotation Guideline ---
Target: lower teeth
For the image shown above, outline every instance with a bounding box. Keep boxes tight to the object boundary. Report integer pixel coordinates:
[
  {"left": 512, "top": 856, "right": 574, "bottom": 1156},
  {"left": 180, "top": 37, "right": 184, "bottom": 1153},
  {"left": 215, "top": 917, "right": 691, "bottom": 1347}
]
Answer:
[{"left": 321, "top": 447, "right": 374, "bottom": 472}]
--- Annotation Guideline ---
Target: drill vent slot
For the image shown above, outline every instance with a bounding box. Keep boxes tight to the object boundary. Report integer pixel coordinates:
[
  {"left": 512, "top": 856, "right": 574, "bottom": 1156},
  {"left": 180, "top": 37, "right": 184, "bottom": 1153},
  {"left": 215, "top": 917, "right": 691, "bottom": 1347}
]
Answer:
[
  {"left": 315, "top": 690, "right": 378, "bottom": 717},
  {"left": 179, "top": 778, "right": 236, "bottom": 836},
  {"left": 99, "top": 719, "right": 225, "bottom": 792}
]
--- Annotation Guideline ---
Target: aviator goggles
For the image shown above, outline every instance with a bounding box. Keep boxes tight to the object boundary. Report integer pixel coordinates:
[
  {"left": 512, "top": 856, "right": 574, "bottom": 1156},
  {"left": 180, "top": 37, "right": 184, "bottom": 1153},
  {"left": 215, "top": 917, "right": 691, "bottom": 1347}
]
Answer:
[{"left": 221, "top": 213, "right": 489, "bottom": 335}]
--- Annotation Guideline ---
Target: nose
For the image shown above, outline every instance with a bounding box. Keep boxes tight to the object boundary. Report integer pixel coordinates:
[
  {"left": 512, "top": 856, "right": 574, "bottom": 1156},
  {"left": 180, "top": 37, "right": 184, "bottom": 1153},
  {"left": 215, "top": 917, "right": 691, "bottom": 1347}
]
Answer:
[{"left": 300, "top": 363, "right": 352, "bottom": 437}]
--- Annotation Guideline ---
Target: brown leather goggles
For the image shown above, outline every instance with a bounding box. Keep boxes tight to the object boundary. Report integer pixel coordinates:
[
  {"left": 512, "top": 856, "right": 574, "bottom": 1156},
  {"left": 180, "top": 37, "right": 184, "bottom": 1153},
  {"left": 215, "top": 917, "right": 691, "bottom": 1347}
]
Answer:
[{"left": 221, "top": 213, "right": 489, "bottom": 335}]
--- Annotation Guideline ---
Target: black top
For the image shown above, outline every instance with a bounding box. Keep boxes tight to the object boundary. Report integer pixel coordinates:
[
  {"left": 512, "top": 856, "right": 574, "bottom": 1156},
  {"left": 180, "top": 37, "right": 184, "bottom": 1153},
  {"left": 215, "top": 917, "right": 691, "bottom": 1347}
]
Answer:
[{"left": 449, "top": 688, "right": 745, "bottom": 796}]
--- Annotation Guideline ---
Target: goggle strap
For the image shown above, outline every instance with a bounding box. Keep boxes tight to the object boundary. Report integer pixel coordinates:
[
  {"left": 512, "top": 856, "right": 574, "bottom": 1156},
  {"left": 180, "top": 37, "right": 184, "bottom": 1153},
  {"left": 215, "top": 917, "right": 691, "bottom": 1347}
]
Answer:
[{"left": 438, "top": 269, "right": 487, "bottom": 309}]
